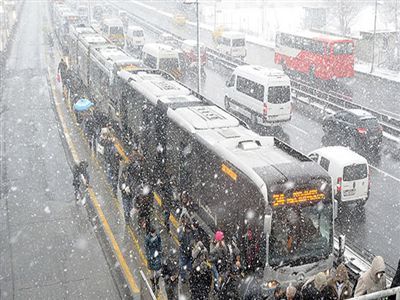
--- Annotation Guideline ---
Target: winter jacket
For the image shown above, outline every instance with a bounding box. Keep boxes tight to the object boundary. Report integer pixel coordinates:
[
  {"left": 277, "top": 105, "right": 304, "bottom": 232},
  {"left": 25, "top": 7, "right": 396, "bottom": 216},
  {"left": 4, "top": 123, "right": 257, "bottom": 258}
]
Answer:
[
  {"left": 161, "top": 257, "right": 179, "bottom": 300},
  {"left": 389, "top": 259, "right": 400, "bottom": 300},
  {"left": 326, "top": 263, "right": 353, "bottom": 300},
  {"left": 210, "top": 241, "right": 230, "bottom": 274},
  {"left": 354, "top": 256, "right": 386, "bottom": 296},
  {"left": 145, "top": 233, "right": 162, "bottom": 271},
  {"left": 72, "top": 163, "right": 89, "bottom": 187},
  {"left": 178, "top": 226, "right": 193, "bottom": 258},
  {"left": 189, "top": 261, "right": 212, "bottom": 300}
]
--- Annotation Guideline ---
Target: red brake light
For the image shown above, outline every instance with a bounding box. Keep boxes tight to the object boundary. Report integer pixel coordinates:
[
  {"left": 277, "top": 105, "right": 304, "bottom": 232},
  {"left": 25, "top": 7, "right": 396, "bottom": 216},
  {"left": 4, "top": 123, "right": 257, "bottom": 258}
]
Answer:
[
  {"left": 337, "top": 177, "right": 342, "bottom": 193},
  {"left": 263, "top": 103, "right": 268, "bottom": 115},
  {"left": 357, "top": 127, "right": 367, "bottom": 134}
]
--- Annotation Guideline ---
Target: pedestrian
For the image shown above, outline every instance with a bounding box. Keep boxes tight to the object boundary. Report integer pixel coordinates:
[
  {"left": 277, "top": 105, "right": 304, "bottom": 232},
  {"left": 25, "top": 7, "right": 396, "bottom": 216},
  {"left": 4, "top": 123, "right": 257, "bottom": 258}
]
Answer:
[
  {"left": 161, "top": 178, "right": 175, "bottom": 233},
  {"left": 120, "top": 162, "right": 133, "bottom": 224},
  {"left": 161, "top": 252, "right": 179, "bottom": 300},
  {"left": 326, "top": 263, "right": 353, "bottom": 300},
  {"left": 239, "top": 268, "right": 264, "bottom": 300},
  {"left": 58, "top": 58, "right": 68, "bottom": 86},
  {"left": 389, "top": 258, "right": 400, "bottom": 300},
  {"left": 190, "top": 241, "right": 212, "bottom": 300},
  {"left": 178, "top": 218, "right": 194, "bottom": 283},
  {"left": 84, "top": 111, "right": 96, "bottom": 150},
  {"left": 178, "top": 191, "right": 193, "bottom": 223},
  {"left": 354, "top": 255, "right": 386, "bottom": 296},
  {"left": 301, "top": 272, "right": 328, "bottom": 299},
  {"left": 192, "top": 219, "right": 210, "bottom": 253},
  {"left": 145, "top": 226, "right": 163, "bottom": 294},
  {"left": 135, "top": 180, "right": 153, "bottom": 233},
  {"left": 210, "top": 230, "right": 230, "bottom": 292},
  {"left": 104, "top": 139, "right": 120, "bottom": 194},
  {"left": 72, "top": 161, "right": 89, "bottom": 201},
  {"left": 266, "top": 284, "right": 286, "bottom": 300},
  {"left": 219, "top": 257, "right": 242, "bottom": 300}
]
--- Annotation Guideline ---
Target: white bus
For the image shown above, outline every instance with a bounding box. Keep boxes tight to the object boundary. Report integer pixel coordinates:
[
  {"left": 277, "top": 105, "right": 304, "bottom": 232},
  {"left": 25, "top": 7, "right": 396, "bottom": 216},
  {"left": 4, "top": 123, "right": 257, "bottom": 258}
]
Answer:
[
  {"left": 225, "top": 65, "right": 292, "bottom": 127},
  {"left": 126, "top": 25, "right": 145, "bottom": 51},
  {"left": 101, "top": 18, "right": 125, "bottom": 47}
]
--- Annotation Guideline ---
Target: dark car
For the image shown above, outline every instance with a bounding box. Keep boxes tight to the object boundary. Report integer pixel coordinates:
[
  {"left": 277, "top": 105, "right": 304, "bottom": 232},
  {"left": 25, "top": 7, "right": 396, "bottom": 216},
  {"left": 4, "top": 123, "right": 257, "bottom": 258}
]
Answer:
[{"left": 322, "top": 109, "right": 383, "bottom": 155}]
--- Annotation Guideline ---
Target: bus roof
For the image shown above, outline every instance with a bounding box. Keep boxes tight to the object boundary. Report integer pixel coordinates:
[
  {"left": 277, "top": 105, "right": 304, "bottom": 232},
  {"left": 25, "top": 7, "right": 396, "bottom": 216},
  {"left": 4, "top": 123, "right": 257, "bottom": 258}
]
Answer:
[
  {"left": 96, "top": 47, "right": 141, "bottom": 67},
  {"left": 278, "top": 30, "right": 353, "bottom": 43},
  {"left": 118, "top": 70, "right": 190, "bottom": 102},
  {"left": 142, "top": 43, "right": 179, "bottom": 58},
  {"left": 102, "top": 18, "right": 123, "bottom": 27},
  {"left": 221, "top": 31, "right": 245, "bottom": 39},
  {"left": 80, "top": 33, "right": 108, "bottom": 45}
]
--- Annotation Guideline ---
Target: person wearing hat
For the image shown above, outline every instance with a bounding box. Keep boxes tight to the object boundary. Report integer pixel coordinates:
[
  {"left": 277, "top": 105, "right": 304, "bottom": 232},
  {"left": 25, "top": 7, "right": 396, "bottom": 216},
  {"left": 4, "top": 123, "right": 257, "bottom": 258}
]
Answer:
[
  {"left": 72, "top": 161, "right": 89, "bottom": 202},
  {"left": 178, "top": 218, "right": 194, "bottom": 283},
  {"left": 326, "top": 263, "right": 353, "bottom": 299},
  {"left": 210, "top": 230, "right": 230, "bottom": 292},
  {"left": 190, "top": 241, "right": 212, "bottom": 300},
  {"left": 301, "top": 272, "right": 328, "bottom": 299},
  {"left": 354, "top": 255, "right": 387, "bottom": 296}
]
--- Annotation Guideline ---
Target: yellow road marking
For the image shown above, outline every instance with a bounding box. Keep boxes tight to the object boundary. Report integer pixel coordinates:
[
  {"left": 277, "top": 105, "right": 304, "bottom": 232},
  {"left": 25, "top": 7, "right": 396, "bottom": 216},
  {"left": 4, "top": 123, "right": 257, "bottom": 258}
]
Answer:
[{"left": 48, "top": 67, "right": 140, "bottom": 294}]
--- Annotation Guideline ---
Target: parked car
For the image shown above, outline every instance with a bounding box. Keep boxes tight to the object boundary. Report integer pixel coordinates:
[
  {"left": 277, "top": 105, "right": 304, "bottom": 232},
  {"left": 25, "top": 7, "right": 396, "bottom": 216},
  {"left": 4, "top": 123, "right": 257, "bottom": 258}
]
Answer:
[
  {"left": 322, "top": 109, "right": 383, "bottom": 155},
  {"left": 308, "top": 146, "right": 370, "bottom": 206}
]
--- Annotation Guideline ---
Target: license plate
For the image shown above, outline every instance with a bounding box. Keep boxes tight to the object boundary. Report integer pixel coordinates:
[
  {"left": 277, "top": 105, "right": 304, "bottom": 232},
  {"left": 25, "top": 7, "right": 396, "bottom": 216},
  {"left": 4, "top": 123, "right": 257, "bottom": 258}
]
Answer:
[{"left": 344, "top": 189, "right": 356, "bottom": 196}]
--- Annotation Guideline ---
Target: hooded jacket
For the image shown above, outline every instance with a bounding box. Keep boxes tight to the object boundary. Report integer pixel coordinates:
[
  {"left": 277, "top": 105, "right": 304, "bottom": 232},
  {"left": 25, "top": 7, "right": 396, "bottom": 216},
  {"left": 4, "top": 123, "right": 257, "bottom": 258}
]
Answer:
[
  {"left": 327, "top": 263, "right": 353, "bottom": 300},
  {"left": 145, "top": 233, "right": 162, "bottom": 271},
  {"left": 389, "top": 259, "right": 400, "bottom": 300},
  {"left": 354, "top": 256, "right": 386, "bottom": 296}
]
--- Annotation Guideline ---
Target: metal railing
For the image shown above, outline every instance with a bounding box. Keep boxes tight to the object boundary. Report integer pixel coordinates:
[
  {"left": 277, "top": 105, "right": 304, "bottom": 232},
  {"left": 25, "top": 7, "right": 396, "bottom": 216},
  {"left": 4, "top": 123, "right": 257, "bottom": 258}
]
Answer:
[
  {"left": 139, "top": 270, "right": 157, "bottom": 300},
  {"left": 350, "top": 286, "right": 400, "bottom": 300}
]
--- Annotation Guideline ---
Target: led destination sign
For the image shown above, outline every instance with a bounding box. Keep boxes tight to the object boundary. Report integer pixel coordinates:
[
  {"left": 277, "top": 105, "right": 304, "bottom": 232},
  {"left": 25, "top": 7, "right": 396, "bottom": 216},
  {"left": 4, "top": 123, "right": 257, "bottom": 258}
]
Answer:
[{"left": 272, "top": 189, "right": 325, "bottom": 207}]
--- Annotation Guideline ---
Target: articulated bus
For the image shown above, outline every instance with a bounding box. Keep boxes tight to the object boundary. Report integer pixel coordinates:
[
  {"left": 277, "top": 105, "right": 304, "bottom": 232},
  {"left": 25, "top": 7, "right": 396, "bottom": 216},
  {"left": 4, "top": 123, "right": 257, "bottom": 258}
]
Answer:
[
  {"left": 275, "top": 31, "right": 354, "bottom": 80},
  {"left": 67, "top": 25, "right": 142, "bottom": 117},
  {"left": 107, "top": 69, "right": 334, "bottom": 283}
]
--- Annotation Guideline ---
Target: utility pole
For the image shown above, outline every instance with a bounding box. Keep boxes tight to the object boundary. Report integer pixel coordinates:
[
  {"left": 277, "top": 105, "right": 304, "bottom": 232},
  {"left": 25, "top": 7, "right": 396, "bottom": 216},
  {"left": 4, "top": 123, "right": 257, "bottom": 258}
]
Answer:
[
  {"left": 371, "top": 0, "right": 378, "bottom": 73},
  {"left": 196, "top": 0, "right": 201, "bottom": 93}
]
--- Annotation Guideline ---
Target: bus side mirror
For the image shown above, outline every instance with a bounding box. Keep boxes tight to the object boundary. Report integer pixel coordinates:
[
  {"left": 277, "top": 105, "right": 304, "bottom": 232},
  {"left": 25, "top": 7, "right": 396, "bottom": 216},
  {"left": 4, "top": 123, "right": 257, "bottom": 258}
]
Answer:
[{"left": 264, "top": 215, "right": 272, "bottom": 235}]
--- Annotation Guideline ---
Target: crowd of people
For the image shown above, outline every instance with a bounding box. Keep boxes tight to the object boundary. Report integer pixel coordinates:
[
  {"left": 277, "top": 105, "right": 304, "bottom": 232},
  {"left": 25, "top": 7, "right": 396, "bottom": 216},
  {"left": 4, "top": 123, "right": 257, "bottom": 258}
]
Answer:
[{"left": 63, "top": 58, "right": 400, "bottom": 300}]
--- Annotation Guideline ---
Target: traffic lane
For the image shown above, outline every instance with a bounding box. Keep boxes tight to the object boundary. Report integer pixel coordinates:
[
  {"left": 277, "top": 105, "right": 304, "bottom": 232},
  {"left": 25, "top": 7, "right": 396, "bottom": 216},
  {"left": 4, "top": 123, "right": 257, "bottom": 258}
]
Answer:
[
  {"left": 0, "top": 1, "right": 119, "bottom": 298},
  {"left": 335, "top": 171, "right": 400, "bottom": 268},
  {"left": 121, "top": 0, "right": 400, "bottom": 116},
  {"left": 352, "top": 75, "right": 400, "bottom": 116}
]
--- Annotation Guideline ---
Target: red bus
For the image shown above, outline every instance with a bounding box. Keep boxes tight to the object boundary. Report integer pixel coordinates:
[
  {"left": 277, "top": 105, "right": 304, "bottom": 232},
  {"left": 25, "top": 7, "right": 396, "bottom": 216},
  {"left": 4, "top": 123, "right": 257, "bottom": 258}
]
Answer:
[{"left": 275, "top": 31, "right": 354, "bottom": 80}]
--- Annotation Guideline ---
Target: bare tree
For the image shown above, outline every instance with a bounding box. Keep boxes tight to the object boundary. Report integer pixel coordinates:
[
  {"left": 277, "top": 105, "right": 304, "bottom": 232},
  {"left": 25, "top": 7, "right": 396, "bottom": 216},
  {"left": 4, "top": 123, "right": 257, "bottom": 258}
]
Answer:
[
  {"left": 382, "top": 0, "right": 400, "bottom": 66},
  {"left": 328, "top": 0, "right": 361, "bottom": 35}
]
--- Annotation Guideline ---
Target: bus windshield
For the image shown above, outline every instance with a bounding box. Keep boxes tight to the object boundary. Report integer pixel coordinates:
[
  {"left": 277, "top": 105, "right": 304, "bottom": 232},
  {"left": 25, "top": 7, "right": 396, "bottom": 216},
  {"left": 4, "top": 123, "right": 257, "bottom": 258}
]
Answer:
[{"left": 269, "top": 203, "right": 333, "bottom": 268}]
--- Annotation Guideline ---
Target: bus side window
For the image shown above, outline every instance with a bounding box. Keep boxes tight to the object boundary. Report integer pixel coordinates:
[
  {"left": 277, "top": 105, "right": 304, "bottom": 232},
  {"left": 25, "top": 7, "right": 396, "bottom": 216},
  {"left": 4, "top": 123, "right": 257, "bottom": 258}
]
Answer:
[
  {"left": 226, "top": 75, "right": 235, "bottom": 87},
  {"left": 320, "top": 157, "right": 330, "bottom": 171}
]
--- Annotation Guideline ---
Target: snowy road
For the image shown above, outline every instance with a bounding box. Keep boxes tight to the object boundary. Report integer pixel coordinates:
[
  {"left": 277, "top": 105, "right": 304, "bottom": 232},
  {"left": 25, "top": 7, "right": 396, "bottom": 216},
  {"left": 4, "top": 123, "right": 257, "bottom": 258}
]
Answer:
[
  {"left": 0, "top": 1, "right": 120, "bottom": 298},
  {"left": 118, "top": 0, "right": 400, "bottom": 268}
]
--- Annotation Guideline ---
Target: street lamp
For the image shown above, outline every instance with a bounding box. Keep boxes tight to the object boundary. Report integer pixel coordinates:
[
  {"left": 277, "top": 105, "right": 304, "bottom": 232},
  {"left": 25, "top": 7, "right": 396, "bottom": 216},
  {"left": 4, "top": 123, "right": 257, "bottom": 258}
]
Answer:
[{"left": 184, "top": 0, "right": 201, "bottom": 93}]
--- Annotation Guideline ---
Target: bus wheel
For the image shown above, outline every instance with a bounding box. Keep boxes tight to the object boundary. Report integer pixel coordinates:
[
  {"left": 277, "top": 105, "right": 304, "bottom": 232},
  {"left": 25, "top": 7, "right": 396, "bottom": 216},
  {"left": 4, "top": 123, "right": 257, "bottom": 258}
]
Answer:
[
  {"left": 309, "top": 65, "right": 316, "bottom": 81},
  {"left": 224, "top": 97, "right": 230, "bottom": 110}
]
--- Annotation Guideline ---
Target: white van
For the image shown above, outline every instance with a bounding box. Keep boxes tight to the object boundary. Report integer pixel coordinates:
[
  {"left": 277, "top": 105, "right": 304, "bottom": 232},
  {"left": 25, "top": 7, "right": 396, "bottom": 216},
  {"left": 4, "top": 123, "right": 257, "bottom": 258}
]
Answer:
[
  {"left": 224, "top": 65, "right": 292, "bottom": 127},
  {"left": 141, "top": 43, "right": 182, "bottom": 79},
  {"left": 126, "top": 25, "right": 145, "bottom": 50},
  {"left": 217, "top": 31, "right": 246, "bottom": 59},
  {"left": 308, "top": 146, "right": 370, "bottom": 206}
]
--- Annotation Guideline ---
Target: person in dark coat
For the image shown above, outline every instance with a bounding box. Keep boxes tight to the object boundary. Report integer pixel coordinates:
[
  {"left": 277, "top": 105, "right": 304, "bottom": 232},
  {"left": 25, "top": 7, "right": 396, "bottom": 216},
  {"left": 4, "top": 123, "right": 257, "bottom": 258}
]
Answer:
[
  {"left": 145, "top": 226, "right": 163, "bottom": 293},
  {"left": 119, "top": 163, "right": 134, "bottom": 224},
  {"left": 301, "top": 272, "right": 328, "bottom": 300},
  {"left": 160, "top": 178, "right": 175, "bottom": 233},
  {"left": 135, "top": 181, "right": 153, "bottom": 233},
  {"left": 72, "top": 161, "right": 89, "bottom": 201},
  {"left": 389, "top": 259, "right": 400, "bottom": 300},
  {"left": 326, "top": 263, "right": 353, "bottom": 300},
  {"left": 178, "top": 220, "right": 194, "bottom": 282},
  {"left": 190, "top": 241, "right": 212, "bottom": 300},
  {"left": 161, "top": 254, "right": 179, "bottom": 300},
  {"left": 58, "top": 58, "right": 68, "bottom": 87},
  {"left": 104, "top": 140, "right": 120, "bottom": 194},
  {"left": 84, "top": 111, "right": 96, "bottom": 150},
  {"left": 210, "top": 230, "right": 230, "bottom": 291}
]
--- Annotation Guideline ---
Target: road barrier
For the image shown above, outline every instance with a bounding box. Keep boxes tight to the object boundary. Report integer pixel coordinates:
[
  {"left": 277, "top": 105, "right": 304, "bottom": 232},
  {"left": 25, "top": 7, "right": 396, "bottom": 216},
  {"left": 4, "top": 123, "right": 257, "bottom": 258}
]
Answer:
[{"left": 350, "top": 286, "right": 400, "bottom": 300}]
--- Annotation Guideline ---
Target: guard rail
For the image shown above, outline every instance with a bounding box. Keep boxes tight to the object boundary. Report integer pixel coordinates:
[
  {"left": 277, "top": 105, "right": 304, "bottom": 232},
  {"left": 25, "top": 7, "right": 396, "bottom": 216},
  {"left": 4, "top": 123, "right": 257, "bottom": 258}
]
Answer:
[
  {"left": 108, "top": 0, "right": 400, "bottom": 140},
  {"left": 350, "top": 286, "right": 400, "bottom": 300}
]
